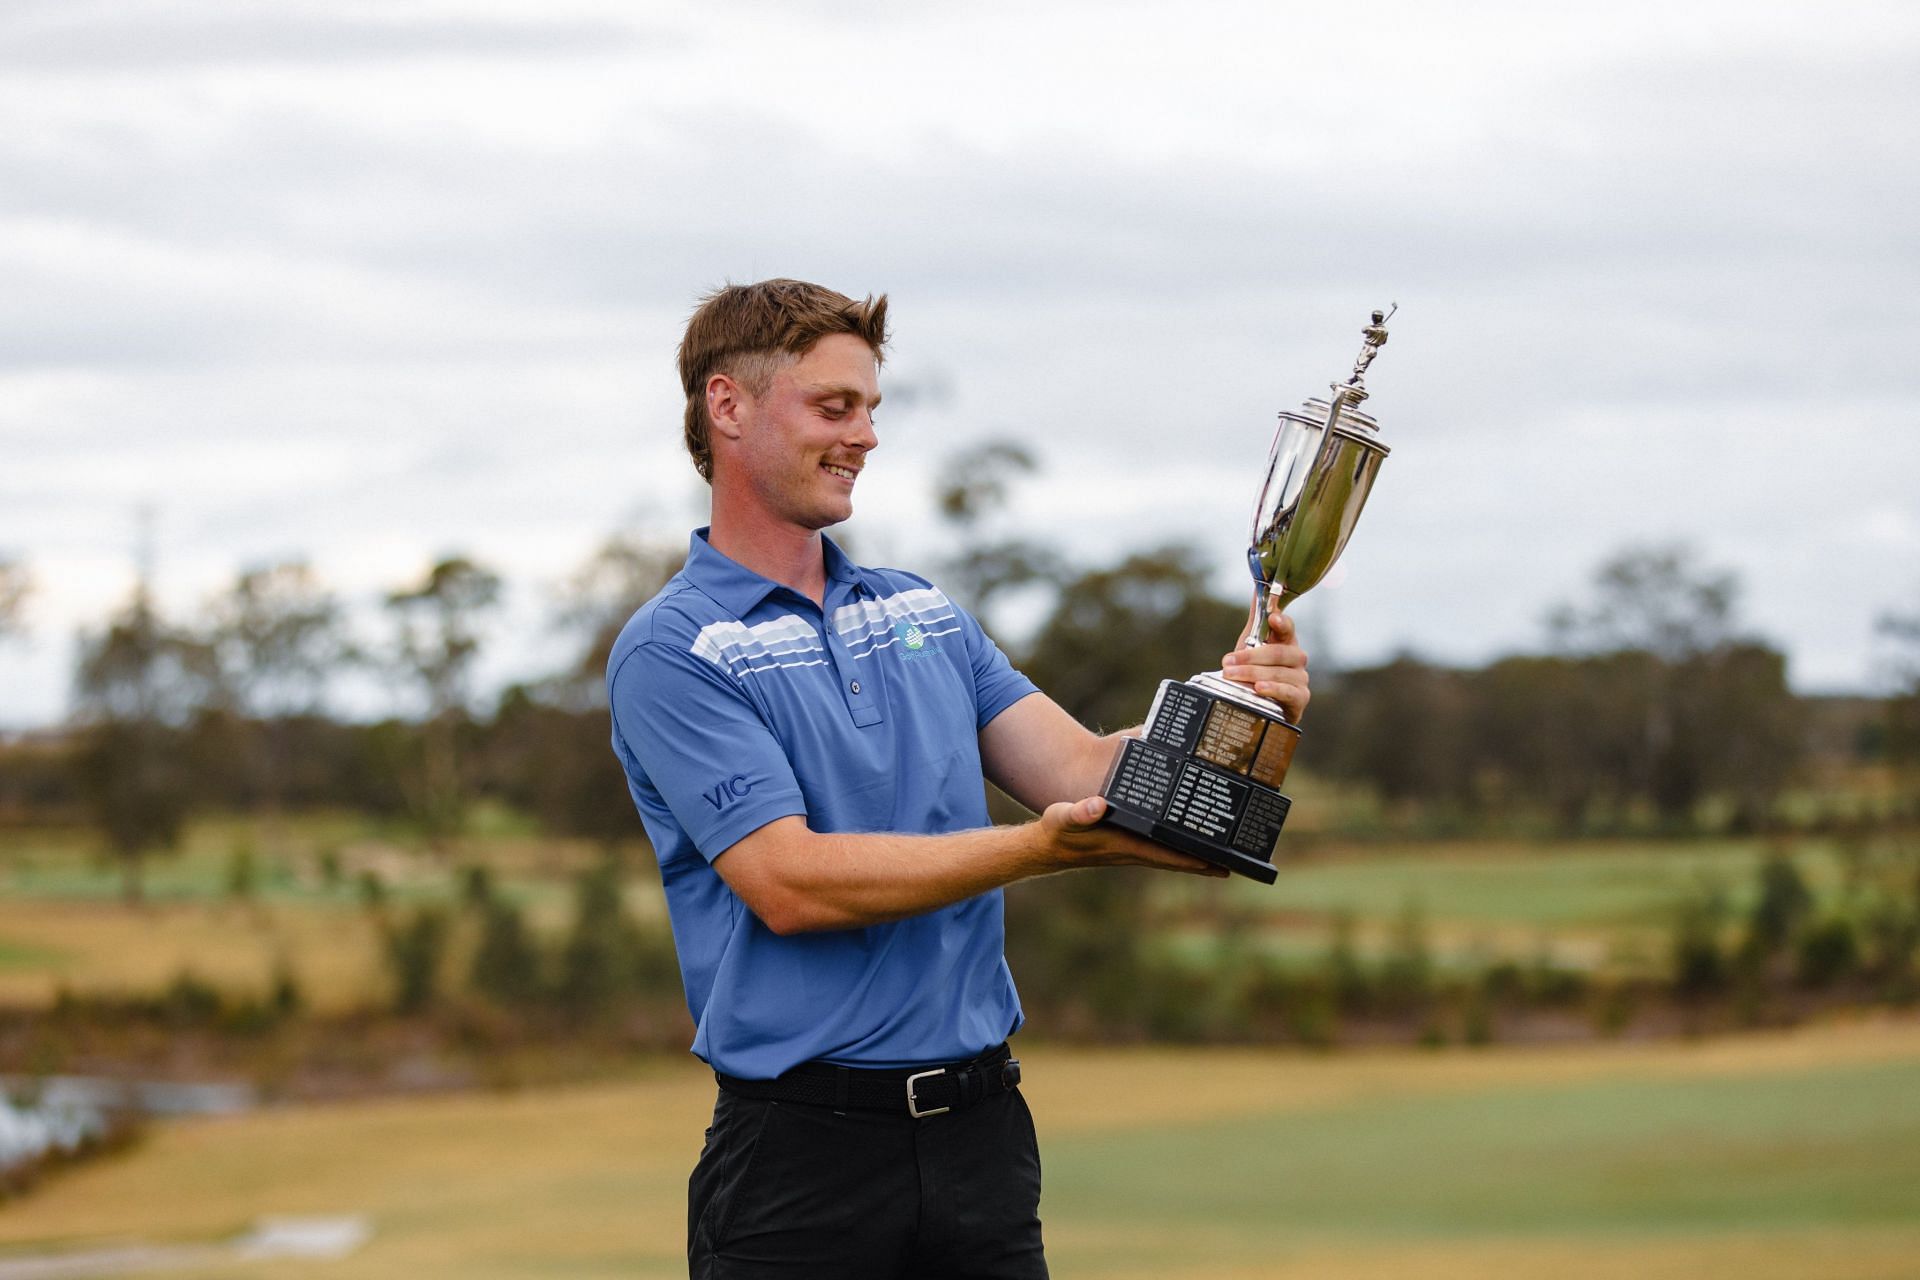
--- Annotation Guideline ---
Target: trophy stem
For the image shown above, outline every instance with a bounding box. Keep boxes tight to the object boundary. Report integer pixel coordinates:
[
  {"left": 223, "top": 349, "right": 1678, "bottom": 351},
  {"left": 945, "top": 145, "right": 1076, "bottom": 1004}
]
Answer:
[{"left": 1244, "top": 585, "right": 1269, "bottom": 649}]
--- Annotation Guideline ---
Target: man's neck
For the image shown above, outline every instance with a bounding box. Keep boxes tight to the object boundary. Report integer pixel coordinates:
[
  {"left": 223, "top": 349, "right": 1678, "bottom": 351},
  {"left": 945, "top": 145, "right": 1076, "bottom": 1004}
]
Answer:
[{"left": 707, "top": 498, "right": 831, "bottom": 607}]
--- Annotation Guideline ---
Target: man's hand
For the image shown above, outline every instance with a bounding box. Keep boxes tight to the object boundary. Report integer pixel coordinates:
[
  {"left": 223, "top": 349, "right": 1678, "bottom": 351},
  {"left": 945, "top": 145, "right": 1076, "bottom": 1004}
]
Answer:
[
  {"left": 1039, "top": 795, "right": 1229, "bottom": 877},
  {"left": 1221, "top": 598, "right": 1311, "bottom": 722}
]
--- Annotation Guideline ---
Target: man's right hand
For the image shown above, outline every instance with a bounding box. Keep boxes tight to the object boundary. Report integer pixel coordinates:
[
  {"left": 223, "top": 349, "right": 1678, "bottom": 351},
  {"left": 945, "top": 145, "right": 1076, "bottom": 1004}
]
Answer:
[{"left": 1038, "top": 795, "right": 1230, "bottom": 878}]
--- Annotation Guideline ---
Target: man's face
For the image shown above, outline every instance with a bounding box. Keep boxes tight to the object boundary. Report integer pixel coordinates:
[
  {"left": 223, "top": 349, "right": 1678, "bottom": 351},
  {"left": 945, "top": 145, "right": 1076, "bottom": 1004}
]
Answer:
[{"left": 732, "top": 332, "right": 882, "bottom": 531}]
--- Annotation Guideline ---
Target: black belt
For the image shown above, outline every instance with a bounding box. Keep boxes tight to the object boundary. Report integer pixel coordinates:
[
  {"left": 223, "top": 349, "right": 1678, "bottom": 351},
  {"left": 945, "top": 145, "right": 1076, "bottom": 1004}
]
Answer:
[{"left": 717, "top": 1043, "right": 1021, "bottom": 1119}]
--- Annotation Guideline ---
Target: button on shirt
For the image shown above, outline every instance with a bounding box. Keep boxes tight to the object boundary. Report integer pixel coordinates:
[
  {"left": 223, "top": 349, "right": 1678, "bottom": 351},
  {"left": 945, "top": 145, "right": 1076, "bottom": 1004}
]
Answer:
[{"left": 607, "top": 529, "right": 1039, "bottom": 1079}]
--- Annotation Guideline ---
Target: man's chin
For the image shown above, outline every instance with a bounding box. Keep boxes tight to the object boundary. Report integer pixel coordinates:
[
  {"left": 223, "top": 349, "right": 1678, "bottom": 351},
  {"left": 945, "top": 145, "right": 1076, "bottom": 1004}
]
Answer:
[{"left": 800, "top": 504, "right": 853, "bottom": 532}]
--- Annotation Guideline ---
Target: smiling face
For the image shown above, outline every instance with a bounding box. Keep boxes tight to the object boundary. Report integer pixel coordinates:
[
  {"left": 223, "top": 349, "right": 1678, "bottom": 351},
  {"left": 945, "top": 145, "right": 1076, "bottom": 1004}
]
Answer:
[{"left": 719, "top": 332, "right": 883, "bottom": 533}]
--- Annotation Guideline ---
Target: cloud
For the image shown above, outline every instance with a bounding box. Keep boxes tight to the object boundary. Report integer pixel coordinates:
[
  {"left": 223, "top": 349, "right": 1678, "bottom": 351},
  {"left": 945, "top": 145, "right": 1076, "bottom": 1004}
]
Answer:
[{"left": 0, "top": 1, "right": 662, "bottom": 72}]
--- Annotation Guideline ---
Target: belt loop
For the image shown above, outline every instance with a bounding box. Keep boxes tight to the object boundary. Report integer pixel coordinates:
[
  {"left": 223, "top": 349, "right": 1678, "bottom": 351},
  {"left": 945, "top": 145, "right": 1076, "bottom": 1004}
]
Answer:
[{"left": 832, "top": 1066, "right": 849, "bottom": 1116}]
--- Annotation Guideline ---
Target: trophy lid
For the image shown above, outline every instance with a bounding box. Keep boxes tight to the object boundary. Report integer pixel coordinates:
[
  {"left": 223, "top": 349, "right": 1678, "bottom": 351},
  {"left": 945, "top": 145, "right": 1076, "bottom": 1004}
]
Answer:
[{"left": 1288, "top": 397, "right": 1390, "bottom": 453}]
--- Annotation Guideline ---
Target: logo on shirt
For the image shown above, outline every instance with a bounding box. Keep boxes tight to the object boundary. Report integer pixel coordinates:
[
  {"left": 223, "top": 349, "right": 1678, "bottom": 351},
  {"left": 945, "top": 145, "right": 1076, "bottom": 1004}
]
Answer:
[
  {"left": 893, "top": 619, "right": 939, "bottom": 662},
  {"left": 703, "top": 774, "right": 754, "bottom": 810}
]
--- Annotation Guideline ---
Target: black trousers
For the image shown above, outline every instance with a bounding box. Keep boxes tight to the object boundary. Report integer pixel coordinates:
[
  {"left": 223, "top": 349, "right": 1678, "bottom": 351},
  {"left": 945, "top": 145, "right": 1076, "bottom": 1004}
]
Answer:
[{"left": 688, "top": 1084, "right": 1048, "bottom": 1279}]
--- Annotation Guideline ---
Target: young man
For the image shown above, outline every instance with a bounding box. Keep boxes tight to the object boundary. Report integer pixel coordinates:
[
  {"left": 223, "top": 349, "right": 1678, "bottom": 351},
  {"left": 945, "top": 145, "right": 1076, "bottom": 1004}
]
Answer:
[{"left": 607, "top": 279, "right": 1309, "bottom": 1278}]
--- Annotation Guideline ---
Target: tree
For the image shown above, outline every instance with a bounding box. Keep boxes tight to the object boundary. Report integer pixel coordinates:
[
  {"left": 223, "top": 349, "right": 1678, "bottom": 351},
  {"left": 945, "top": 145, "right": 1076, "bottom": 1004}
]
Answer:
[
  {"left": 1470, "top": 655, "right": 1609, "bottom": 828},
  {"left": 0, "top": 557, "right": 29, "bottom": 638},
  {"left": 385, "top": 556, "right": 503, "bottom": 844},
  {"left": 1006, "top": 545, "right": 1245, "bottom": 1031},
  {"left": 481, "top": 533, "right": 681, "bottom": 845},
  {"left": 207, "top": 560, "right": 352, "bottom": 718},
  {"left": 1672, "top": 642, "right": 1802, "bottom": 829},
  {"left": 550, "top": 534, "right": 683, "bottom": 711},
  {"left": 931, "top": 440, "right": 1067, "bottom": 644},
  {"left": 1022, "top": 545, "right": 1245, "bottom": 733},
  {"left": 1317, "top": 656, "right": 1473, "bottom": 808},
  {"left": 203, "top": 560, "right": 355, "bottom": 835},
  {"left": 1879, "top": 599, "right": 1920, "bottom": 801},
  {"left": 1547, "top": 544, "right": 1798, "bottom": 828},
  {"left": 1546, "top": 543, "right": 1739, "bottom": 663},
  {"left": 70, "top": 581, "right": 217, "bottom": 902}
]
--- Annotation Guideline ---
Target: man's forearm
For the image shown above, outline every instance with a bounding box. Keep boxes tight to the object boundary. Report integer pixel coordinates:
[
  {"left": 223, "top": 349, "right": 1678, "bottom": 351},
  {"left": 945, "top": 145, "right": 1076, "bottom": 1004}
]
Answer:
[
  {"left": 716, "top": 795, "right": 1216, "bottom": 937},
  {"left": 978, "top": 695, "right": 1140, "bottom": 814},
  {"left": 726, "top": 821, "right": 1054, "bottom": 935}
]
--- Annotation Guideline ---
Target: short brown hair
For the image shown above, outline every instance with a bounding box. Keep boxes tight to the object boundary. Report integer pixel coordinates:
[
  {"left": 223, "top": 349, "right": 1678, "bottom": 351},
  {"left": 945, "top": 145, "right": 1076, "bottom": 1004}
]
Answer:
[{"left": 677, "top": 279, "right": 890, "bottom": 482}]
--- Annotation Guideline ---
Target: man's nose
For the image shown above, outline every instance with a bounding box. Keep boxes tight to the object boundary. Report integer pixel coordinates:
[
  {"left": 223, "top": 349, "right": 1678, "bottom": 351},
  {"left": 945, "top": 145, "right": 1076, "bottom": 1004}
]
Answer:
[{"left": 846, "top": 409, "right": 878, "bottom": 451}]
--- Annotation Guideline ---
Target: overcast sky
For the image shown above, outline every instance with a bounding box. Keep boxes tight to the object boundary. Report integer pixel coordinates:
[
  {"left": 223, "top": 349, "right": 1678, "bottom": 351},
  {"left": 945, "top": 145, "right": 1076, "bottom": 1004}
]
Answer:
[{"left": 3, "top": 0, "right": 1918, "bottom": 726}]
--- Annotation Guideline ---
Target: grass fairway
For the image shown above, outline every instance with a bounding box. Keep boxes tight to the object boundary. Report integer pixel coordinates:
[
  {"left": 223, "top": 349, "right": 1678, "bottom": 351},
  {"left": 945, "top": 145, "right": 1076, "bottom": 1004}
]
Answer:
[{"left": 2, "top": 1020, "right": 1918, "bottom": 1277}]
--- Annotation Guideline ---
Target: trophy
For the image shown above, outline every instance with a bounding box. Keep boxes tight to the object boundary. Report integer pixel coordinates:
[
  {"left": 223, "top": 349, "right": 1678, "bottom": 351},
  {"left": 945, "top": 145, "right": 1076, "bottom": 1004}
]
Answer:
[{"left": 1099, "top": 308, "right": 1397, "bottom": 882}]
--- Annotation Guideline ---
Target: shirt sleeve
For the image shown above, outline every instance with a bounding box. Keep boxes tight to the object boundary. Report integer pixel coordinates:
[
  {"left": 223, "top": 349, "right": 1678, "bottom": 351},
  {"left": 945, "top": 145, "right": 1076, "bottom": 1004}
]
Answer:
[
  {"left": 609, "top": 640, "right": 809, "bottom": 862},
  {"left": 954, "top": 602, "right": 1040, "bottom": 731}
]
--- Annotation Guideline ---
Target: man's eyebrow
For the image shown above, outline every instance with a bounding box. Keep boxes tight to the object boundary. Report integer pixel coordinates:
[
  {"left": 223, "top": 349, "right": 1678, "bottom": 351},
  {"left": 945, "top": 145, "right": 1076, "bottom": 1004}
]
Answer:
[{"left": 806, "top": 382, "right": 882, "bottom": 408}]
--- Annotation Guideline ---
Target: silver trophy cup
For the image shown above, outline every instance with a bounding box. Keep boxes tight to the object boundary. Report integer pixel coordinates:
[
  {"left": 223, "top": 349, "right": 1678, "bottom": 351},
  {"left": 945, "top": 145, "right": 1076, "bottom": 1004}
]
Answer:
[{"left": 1099, "top": 309, "right": 1396, "bottom": 882}]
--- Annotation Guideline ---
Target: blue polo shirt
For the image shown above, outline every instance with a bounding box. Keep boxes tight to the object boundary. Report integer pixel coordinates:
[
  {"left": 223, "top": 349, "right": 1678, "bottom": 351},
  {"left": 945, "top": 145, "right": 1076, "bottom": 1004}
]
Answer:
[{"left": 606, "top": 528, "right": 1039, "bottom": 1079}]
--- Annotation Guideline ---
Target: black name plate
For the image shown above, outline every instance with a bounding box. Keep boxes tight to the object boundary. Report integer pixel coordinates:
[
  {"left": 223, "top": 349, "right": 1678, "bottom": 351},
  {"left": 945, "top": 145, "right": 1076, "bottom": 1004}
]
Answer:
[{"left": 1098, "top": 680, "right": 1296, "bottom": 884}]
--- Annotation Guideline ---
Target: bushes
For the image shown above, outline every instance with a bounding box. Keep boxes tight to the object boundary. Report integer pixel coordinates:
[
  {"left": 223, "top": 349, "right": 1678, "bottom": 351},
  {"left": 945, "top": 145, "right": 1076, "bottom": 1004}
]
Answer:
[
  {"left": 374, "top": 851, "right": 680, "bottom": 1026},
  {"left": 50, "top": 967, "right": 307, "bottom": 1036},
  {"left": 1668, "top": 846, "right": 1920, "bottom": 1006},
  {"left": 383, "top": 908, "right": 449, "bottom": 1015},
  {"left": 1796, "top": 917, "right": 1861, "bottom": 988},
  {"left": 469, "top": 901, "right": 543, "bottom": 1008},
  {"left": 1671, "top": 890, "right": 1733, "bottom": 1000}
]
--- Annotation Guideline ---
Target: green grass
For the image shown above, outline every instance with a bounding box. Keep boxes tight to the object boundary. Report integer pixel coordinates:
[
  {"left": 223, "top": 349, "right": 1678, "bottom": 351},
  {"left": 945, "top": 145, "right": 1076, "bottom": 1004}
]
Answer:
[
  {"left": 1235, "top": 836, "right": 1918, "bottom": 929},
  {"left": 1043, "top": 1059, "right": 1920, "bottom": 1270}
]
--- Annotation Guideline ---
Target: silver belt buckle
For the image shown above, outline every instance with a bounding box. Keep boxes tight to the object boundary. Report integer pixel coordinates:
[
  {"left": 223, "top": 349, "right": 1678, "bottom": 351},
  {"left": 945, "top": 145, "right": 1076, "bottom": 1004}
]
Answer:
[{"left": 906, "top": 1068, "right": 950, "bottom": 1119}]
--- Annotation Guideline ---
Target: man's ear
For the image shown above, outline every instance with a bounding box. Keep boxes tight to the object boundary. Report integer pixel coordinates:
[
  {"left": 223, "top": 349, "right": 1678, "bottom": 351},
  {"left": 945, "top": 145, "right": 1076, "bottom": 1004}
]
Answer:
[{"left": 707, "top": 372, "right": 749, "bottom": 443}]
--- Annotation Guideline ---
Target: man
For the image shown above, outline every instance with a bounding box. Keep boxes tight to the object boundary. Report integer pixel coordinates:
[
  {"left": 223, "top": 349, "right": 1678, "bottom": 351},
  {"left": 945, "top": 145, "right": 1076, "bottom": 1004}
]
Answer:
[{"left": 607, "top": 279, "right": 1309, "bottom": 1278}]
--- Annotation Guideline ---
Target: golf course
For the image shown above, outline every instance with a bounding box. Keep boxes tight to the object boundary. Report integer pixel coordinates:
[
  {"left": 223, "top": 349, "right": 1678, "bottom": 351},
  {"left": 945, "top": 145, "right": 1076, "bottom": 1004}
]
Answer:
[{"left": 0, "top": 1018, "right": 1915, "bottom": 1278}]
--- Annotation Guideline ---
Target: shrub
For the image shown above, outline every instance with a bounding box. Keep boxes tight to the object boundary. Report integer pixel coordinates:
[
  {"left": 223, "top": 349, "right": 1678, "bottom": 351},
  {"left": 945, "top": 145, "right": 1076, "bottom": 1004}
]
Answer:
[
  {"left": 1323, "top": 911, "right": 1371, "bottom": 1014},
  {"left": 1461, "top": 987, "right": 1496, "bottom": 1046},
  {"left": 269, "top": 962, "right": 303, "bottom": 1018},
  {"left": 1378, "top": 901, "right": 1434, "bottom": 1014},
  {"left": 460, "top": 863, "right": 495, "bottom": 909},
  {"left": 1796, "top": 915, "right": 1861, "bottom": 989},
  {"left": 470, "top": 900, "right": 544, "bottom": 1007},
  {"left": 1745, "top": 851, "right": 1812, "bottom": 956},
  {"left": 384, "top": 907, "right": 449, "bottom": 1014},
  {"left": 555, "top": 855, "right": 654, "bottom": 1022},
  {"left": 1863, "top": 903, "right": 1918, "bottom": 1001},
  {"left": 161, "top": 971, "right": 224, "bottom": 1028},
  {"left": 225, "top": 844, "right": 258, "bottom": 902},
  {"left": 1670, "top": 890, "right": 1731, "bottom": 999}
]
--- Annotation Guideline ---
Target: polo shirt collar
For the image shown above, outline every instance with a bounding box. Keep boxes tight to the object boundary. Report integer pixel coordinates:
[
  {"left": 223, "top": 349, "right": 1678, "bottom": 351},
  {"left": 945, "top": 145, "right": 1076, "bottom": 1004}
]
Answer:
[{"left": 684, "top": 526, "right": 866, "bottom": 616}]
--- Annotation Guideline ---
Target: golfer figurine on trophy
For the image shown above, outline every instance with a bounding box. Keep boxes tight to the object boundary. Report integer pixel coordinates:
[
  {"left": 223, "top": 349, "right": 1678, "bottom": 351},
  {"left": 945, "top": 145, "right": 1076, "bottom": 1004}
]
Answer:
[{"left": 1098, "top": 308, "right": 1398, "bottom": 883}]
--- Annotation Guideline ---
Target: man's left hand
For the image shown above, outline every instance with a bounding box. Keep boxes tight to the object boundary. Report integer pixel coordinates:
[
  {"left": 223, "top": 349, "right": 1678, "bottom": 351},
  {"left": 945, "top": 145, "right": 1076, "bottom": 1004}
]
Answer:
[{"left": 1221, "top": 599, "right": 1310, "bottom": 723}]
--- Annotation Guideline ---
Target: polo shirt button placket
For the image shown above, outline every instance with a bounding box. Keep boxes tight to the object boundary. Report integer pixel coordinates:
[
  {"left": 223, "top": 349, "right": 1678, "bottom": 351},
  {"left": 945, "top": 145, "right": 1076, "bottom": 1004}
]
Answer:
[{"left": 824, "top": 592, "right": 884, "bottom": 729}]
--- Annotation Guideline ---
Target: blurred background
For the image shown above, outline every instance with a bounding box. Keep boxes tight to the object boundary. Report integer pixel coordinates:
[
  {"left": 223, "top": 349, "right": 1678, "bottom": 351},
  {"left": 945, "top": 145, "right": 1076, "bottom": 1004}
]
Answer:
[{"left": 1, "top": 1, "right": 1918, "bottom": 1276}]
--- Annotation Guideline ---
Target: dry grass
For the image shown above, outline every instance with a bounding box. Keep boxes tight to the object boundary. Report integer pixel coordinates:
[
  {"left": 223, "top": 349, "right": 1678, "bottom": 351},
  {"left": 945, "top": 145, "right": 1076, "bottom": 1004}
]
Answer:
[{"left": 0, "top": 900, "right": 387, "bottom": 1012}]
